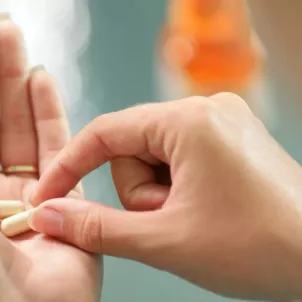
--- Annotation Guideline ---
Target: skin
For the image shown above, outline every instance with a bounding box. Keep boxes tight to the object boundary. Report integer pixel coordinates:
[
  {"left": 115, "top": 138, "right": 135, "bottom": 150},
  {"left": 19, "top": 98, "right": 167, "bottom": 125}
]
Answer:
[
  {"left": 2, "top": 1, "right": 302, "bottom": 301},
  {"left": 0, "top": 20, "right": 101, "bottom": 302},
  {"left": 29, "top": 92, "right": 302, "bottom": 300}
]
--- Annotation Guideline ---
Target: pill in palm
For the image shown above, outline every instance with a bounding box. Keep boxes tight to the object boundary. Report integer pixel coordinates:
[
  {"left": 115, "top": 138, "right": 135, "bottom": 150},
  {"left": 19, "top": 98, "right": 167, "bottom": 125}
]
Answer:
[
  {"left": 1, "top": 210, "right": 32, "bottom": 237},
  {"left": 0, "top": 200, "right": 25, "bottom": 218}
]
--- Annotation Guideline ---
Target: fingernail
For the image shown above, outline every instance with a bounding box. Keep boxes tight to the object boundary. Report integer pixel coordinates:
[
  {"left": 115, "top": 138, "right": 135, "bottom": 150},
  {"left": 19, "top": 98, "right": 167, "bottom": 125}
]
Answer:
[
  {"left": 27, "top": 207, "right": 63, "bottom": 237},
  {"left": 73, "top": 182, "right": 84, "bottom": 197},
  {"left": 0, "top": 13, "right": 11, "bottom": 21},
  {"left": 140, "top": 188, "right": 169, "bottom": 203},
  {"left": 30, "top": 65, "right": 46, "bottom": 75}
]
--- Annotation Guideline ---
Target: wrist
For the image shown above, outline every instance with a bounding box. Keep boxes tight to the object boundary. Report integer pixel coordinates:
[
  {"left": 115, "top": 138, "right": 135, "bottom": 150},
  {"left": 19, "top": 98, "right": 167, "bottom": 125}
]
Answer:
[{"left": 269, "top": 209, "right": 302, "bottom": 300}]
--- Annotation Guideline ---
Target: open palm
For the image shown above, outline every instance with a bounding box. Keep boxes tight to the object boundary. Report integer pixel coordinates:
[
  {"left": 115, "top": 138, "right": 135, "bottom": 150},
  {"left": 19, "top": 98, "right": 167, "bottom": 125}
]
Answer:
[{"left": 0, "top": 19, "right": 101, "bottom": 302}]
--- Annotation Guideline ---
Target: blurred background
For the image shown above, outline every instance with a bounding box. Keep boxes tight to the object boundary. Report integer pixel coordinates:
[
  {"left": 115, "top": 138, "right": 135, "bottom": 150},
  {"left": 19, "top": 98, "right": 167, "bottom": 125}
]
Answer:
[{"left": 3, "top": 0, "right": 302, "bottom": 301}]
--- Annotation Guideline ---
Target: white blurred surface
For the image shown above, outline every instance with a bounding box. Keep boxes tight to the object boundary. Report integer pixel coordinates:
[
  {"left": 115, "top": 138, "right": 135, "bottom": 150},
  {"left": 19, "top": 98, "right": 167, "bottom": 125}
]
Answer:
[{"left": 0, "top": 0, "right": 91, "bottom": 113}]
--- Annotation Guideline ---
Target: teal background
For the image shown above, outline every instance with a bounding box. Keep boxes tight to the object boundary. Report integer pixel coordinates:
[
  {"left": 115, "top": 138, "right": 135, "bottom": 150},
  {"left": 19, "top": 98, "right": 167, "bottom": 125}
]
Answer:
[{"left": 68, "top": 0, "right": 302, "bottom": 301}]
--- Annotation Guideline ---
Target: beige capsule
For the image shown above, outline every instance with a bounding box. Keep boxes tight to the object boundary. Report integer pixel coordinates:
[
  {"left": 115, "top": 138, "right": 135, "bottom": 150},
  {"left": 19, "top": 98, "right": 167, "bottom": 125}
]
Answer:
[
  {"left": 0, "top": 200, "right": 25, "bottom": 218},
  {"left": 1, "top": 210, "right": 33, "bottom": 237}
]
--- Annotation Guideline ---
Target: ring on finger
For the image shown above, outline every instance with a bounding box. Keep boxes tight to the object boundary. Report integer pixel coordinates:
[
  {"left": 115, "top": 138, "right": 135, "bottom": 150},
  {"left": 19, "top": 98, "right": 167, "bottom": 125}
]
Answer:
[{"left": 1, "top": 165, "right": 38, "bottom": 174}]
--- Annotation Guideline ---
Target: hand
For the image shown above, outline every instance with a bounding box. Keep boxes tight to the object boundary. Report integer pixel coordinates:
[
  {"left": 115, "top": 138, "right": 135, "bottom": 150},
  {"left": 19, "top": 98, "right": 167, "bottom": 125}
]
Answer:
[
  {"left": 30, "top": 93, "right": 302, "bottom": 300},
  {"left": 0, "top": 19, "right": 101, "bottom": 302}
]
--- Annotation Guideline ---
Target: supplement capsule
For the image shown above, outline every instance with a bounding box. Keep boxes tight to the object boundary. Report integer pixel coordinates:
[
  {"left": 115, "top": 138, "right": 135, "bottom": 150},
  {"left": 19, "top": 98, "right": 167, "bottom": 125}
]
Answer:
[
  {"left": 0, "top": 200, "right": 24, "bottom": 218},
  {"left": 1, "top": 210, "right": 32, "bottom": 237}
]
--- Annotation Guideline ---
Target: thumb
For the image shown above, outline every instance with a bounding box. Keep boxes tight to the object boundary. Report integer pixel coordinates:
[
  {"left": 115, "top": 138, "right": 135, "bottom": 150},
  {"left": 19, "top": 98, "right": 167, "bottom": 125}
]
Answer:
[{"left": 27, "top": 198, "right": 171, "bottom": 262}]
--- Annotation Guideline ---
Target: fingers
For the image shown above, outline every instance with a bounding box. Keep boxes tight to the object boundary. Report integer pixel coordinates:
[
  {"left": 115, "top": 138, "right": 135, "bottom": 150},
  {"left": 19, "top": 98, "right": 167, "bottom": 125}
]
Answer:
[
  {"left": 29, "top": 67, "right": 70, "bottom": 174},
  {"left": 111, "top": 157, "right": 169, "bottom": 211},
  {"left": 27, "top": 198, "right": 173, "bottom": 265},
  {"left": 29, "top": 67, "right": 84, "bottom": 197},
  {"left": 0, "top": 19, "right": 37, "bottom": 176},
  {"left": 32, "top": 103, "right": 170, "bottom": 205}
]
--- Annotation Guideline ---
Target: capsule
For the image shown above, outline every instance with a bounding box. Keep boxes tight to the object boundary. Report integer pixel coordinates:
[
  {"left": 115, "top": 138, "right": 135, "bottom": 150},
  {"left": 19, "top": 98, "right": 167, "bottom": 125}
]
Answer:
[
  {"left": 1, "top": 210, "right": 32, "bottom": 237},
  {"left": 0, "top": 200, "right": 24, "bottom": 218}
]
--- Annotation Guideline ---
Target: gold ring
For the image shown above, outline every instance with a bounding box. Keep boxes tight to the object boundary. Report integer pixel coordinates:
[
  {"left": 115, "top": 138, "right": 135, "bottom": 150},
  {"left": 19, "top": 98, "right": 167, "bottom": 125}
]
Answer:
[{"left": 2, "top": 165, "right": 38, "bottom": 174}]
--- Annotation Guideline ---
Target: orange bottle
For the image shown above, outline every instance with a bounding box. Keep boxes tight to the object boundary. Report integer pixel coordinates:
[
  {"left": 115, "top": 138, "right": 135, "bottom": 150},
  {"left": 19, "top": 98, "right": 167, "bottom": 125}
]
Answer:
[{"left": 157, "top": 0, "right": 272, "bottom": 122}]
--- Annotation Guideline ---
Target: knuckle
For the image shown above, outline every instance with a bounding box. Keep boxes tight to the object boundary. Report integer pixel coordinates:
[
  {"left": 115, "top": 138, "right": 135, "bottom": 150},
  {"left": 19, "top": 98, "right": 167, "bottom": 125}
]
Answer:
[
  {"left": 57, "top": 156, "right": 81, "bottom": 181},
  {"left": 210, "top": 92, "right": 249, "bottom": 108},
  {"left": 84, "top": 119, "right": 114, "bottom": 158},
  {"left": 79, "top": 208, "right": 103, "bottom": 252},
  {"left": 178, "top": 96, "right": 208, "bottom": 110},
  {"left": 183, "top": 97, "right": 215, "bottom": 128},
  {"left": 155, "top": 96, "right": 217, "bottom": 142},
  {"left": 169, "top": 96, "right": 210, "bottom": 122},
  {"left": 211, "top": 92, "right": 242, "bottom": 101}
]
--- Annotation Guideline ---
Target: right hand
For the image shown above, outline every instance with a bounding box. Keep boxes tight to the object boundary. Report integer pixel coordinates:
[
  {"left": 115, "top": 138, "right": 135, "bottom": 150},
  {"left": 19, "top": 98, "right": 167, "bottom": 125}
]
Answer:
[{"left": 30, "top": 93, "right": 302, "bottom": 301}]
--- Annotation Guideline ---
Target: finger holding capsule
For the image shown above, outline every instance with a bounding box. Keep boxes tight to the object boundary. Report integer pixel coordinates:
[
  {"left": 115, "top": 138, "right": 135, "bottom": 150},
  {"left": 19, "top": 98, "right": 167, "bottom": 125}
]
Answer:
[{"left": 0, "top": 200, "right": 33, "bottom": 238}]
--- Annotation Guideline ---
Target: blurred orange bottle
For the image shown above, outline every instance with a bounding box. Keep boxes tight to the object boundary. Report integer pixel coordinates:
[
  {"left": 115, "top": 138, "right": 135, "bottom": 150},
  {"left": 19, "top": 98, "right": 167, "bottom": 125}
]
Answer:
[{"left": 157, "top": 0, "right": 272, "bottom": 122}]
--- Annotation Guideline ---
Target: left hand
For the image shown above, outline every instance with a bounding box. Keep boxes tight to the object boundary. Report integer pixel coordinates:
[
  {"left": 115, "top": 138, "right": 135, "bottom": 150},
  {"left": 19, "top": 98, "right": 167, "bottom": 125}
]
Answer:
[{"left": 0, "top": 19, "right": 101, "bottom": 302}]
